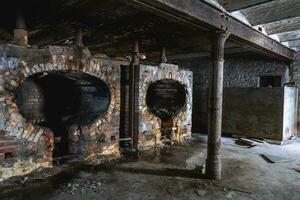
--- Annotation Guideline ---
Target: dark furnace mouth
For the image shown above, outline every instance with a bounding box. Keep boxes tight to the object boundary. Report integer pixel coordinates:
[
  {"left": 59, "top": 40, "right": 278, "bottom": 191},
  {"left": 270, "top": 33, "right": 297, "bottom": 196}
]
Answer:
[
  {"left": 16, "top": 71, "right": 111, "bottom": 158},
  {"left": 146, "top": 79, "right": 187, "bottom": 121}
]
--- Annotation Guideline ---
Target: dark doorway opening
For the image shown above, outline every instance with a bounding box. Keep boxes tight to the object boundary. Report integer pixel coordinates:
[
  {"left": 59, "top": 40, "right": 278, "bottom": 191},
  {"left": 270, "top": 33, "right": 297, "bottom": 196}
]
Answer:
[
  {"left": 259, "top": 76, "right": 282, "bottom": 87},
  {"left": 16, "top": 71, "right": 111, "bottom": 160},
  {"left": 146, "top": 79, "right": 186, "bottom": 140}
]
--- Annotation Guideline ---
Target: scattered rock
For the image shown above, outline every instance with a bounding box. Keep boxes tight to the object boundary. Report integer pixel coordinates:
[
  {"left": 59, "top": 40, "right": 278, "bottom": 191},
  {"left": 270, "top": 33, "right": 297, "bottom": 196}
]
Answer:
[
  {"left": 195, "top": 189, "right": 206, "bottom": 197},
  {"left": 64, "top": 179, "right": 104, "bottom": 195},
  {"left": 20, "top": 176, "right": 29, "bottom": 184},
  {"left": 226, "top": 191, "right": 234, "bottom": 199}
]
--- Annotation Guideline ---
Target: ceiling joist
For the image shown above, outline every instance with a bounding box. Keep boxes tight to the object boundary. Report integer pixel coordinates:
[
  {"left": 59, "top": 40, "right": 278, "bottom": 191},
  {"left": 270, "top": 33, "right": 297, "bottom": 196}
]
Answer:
[
  {"left": 274, "top": 30, "right": 300, "bottom": 42},
  {"left": 288, "top": 40, "right": 300, "bottom": 47},
  {"left": 221, "top": 0, "right": 275, "bottom": 12},
  {"left": 261, "top": 17, "right": 300, "bottom": 35},
  {"left": 239, "top": 0, "right": 300, "bottom": 26}
]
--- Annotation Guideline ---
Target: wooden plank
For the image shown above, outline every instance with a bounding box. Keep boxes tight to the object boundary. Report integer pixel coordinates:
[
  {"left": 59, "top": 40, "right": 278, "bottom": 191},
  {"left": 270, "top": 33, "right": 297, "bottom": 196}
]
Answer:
[
  {"left": 291, "top": 47, "right": 300, "bottom": 51},
  {"left": 126, "top": 0, "right": 295, "bottom": 61},
  {"left": 240, "top": 0, "right": 300, "bottom": 26},
  {"left": 262, "top": 17, "right": 300, "bottom": 35},
  {"left": 275, "top": 30, "right": 300, "bottom": 42},
  {"left": 221, "top": 0, "right": 275, "bottom": 12},
  {"left": 289, "top": 40, "right": 300, "bottom": 47}
]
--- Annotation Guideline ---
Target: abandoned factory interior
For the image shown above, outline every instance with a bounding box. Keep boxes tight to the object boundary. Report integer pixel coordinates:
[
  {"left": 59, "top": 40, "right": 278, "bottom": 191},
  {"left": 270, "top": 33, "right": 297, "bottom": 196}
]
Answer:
[{"left": 0, "top": 0, "right": 300, "bottom": 199}]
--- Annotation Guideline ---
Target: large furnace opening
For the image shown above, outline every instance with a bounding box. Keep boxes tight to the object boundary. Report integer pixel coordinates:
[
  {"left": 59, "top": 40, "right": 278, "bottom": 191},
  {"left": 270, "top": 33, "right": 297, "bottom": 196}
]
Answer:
[
  {"left": 146, "top": 79, "right": 186, "bottom": 140},
  {"left": 16, "top": 71, "right": 111, "bottom": 159}
]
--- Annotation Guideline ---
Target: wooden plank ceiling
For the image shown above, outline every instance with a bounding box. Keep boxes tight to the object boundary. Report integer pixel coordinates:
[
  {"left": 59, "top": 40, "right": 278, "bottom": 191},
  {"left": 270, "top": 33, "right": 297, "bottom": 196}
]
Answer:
[
  {"left": 0, "top": 0, "right": 297, "bottom": 61},
  {"left": 0, "top": 0, "right": 214, "bottom": 62},
  {"left": 209, "top": 0, "right": 300, "bottom": 52}
]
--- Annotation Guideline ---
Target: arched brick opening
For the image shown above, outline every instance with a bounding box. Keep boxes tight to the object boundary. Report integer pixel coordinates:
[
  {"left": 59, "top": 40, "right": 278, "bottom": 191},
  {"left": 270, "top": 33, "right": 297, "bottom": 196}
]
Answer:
[
  {"left": 16, "top": 71, "right": 111, "bottom": 158},
  {"left": 146, "top": 79, "right": 187, "bottom": 140},
  {"left": 0, "top": 45, "right": 121, "bottom": 180}
]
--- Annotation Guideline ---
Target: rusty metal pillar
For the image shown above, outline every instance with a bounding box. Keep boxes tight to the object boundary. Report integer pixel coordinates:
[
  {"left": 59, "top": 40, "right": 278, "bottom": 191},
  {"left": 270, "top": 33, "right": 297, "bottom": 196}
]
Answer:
[
  {"left": 76, "top": 28, "right": 84, "bottom": 47},
  {"left": 14, "top": 13, "right": 28, "bottom": 47},
  {"left": 129, "top": 40, "right": 140, "bottom": 150},
  {"left": 160, "top": 46, "right": 167, "bottom": 63},
  {"left": 206, "top": 32, "right": 229, "bottom": 180},
  {"left": 286, "top": 62, "right": 295, "bottom": 83}
]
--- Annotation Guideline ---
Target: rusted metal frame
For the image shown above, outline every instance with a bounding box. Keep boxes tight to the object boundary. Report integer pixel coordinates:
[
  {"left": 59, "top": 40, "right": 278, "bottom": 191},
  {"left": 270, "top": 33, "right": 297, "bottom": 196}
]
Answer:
[
  {"left": 206, "top": 32, "right": 230, "bottom": 180},
  {"left": 129, "top": 40, "right": 140, "bottom": 150},
  {"left": 126, "top": 0, "right": 295, "bottom": 61}
]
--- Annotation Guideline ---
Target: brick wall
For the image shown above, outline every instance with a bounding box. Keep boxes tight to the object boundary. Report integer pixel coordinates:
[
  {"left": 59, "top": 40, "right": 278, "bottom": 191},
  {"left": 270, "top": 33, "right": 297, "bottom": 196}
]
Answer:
[
  {"left": 137, "top": 63, "right": 193, "bottom": 149},
  {"left": 0, "top": 44, "right": 122, "bottom": 181}
]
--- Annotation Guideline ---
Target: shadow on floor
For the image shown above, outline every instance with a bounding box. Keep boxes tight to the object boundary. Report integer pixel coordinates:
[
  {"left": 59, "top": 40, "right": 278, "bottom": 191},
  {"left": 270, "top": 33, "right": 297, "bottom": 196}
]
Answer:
[{"left": 115, "top": 166, "right": 207, "bottom": 179}]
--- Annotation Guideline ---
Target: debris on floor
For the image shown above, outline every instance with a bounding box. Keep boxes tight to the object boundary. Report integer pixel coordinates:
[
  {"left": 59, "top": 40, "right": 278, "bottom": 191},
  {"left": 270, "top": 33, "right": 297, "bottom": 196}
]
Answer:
[
  {"left": 293, "top": 167, "right": 300, "bottom": 173},
  {"left": 194, "top": 189, "right": 206, "bottom": 197},
  {"left": 64, "top": 179, "right": 103, "bottom": 195},
  {"left": 1, "top": 136, "right": 300, "bottom": 200},
  {"left": 234, "top": 138, "right": 257, "bottom": 148},
  {"left": 248, "top": 138, "right": 267, "bottom": 144},
  {"left": 260, "top": 154, "right": 295, "bottom": 163}
]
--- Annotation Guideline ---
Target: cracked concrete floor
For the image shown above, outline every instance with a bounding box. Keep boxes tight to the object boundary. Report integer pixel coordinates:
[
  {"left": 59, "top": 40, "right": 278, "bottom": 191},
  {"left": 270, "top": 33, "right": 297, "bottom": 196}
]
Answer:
[{"left": 1, "top": 135, "right": 300, "bottom": 200}]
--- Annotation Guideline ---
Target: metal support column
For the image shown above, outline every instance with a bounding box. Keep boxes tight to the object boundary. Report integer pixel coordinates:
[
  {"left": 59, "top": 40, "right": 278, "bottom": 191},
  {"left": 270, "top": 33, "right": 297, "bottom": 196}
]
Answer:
[
  {"left": 129, "top": 40, "right": 140, "bottom": 150},
  {"left": 287, "top": 61, "right": 295, "bottom": 83},
  {"left": 14, "top": 13, "right": 28, "bottom": 47},
  {"left": 206, "top": 32, "right": 229, "bottom": 180},
  {"left": 76, "top": 28, "right": 84, "bottom": 47},
  {"left": 160, "top": 46, "right": 167, "bottom": 63}
]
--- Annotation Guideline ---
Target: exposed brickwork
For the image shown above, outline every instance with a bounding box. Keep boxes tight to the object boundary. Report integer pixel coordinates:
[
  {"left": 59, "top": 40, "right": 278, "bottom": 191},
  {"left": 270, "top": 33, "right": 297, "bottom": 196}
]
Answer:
[
  {"left": 0, "top": 130, "right": 18, "bottom": 162},
  {"left": 0, "top": 44, "right": 122, "bottom": 181},
  {"left": 137, "top": 63, "right": 193, "bottom": 149}
]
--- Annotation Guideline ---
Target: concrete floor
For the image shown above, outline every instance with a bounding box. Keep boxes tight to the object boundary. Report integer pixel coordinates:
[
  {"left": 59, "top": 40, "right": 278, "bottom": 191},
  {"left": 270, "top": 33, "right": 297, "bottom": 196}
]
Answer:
[{"left": 1, "top": 135, "right": 300, "bottom": 200}]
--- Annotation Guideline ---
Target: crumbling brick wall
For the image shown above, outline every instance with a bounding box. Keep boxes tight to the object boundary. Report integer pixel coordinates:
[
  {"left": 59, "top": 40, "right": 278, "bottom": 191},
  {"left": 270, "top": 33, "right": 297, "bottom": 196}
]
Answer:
[
  {"left": 0, "top": 44, "right": 121, "bottom": 181},
  {"left": 137, "top": 63, "right": 193, "bottom": 149}
]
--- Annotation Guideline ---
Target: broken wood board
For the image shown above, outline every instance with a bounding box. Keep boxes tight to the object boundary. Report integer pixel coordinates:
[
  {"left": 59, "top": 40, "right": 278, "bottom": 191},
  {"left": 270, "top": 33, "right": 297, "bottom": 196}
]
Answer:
[
  {"left": 260, "top": 154, "right": 295, "bottom": 163},
  {"left": 234, "top": 138, "right": 257, "bottom": 148}
]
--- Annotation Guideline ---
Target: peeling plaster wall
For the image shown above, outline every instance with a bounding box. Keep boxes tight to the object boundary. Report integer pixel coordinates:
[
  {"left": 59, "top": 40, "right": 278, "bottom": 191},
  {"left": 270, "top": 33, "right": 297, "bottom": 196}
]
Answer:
[
  {"left": 137, "top": 63, "right": 193, "bottom": 149},
  {"left": 178, "top": 53, "right": 288, "bottom": 133},
  {"left": 0, "top": 44, "right": 121, "bottom": 181}
]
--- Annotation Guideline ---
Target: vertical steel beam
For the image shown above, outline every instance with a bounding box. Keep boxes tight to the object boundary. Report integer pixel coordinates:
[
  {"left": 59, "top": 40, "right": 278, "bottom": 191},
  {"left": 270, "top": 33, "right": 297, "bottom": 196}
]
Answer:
[
  {"left": 16, "top": 13, "right": 26, "bottom": 29},
  {"left": 287, "top": 61, "right": 295, "bottom": 83},
  {"left": 129, "top": 40, "right": 140, "bottom": 149},
  {"left": 76, "top": 28, "right": 84, "bottom": 47},
  {"left": 160, "top": 46, "right": 167, "bottom": 63},
  {"left": 14, "top": 13, "right": 28, "bottom": 47},
  {"left": 206, "top": 32, "right": 229, "bottom": 180}
]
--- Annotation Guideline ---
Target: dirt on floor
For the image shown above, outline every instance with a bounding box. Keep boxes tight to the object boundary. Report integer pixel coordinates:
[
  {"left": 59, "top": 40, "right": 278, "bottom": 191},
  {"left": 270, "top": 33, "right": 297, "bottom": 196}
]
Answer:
[{"left": 1, "top": 134, "right": 300, "bottom": 200}]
